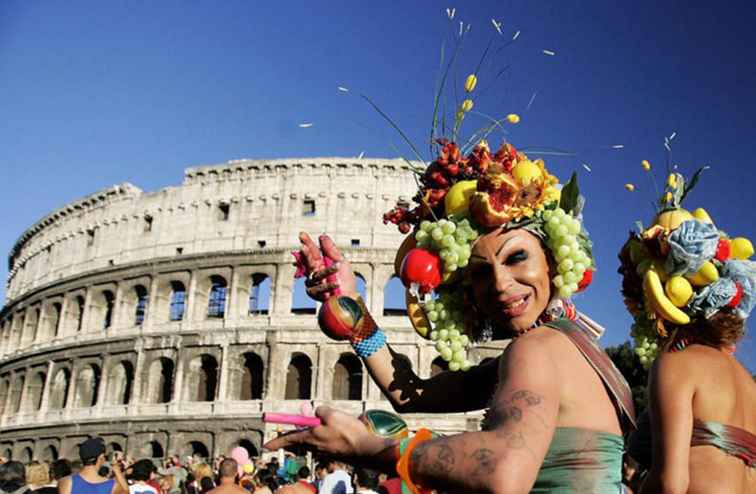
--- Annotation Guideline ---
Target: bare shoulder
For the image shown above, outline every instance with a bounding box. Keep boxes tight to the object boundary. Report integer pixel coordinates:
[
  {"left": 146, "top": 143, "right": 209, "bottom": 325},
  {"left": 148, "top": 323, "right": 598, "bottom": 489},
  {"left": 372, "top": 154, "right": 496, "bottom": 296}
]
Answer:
[
  {"left": 653, "top": 344, "right": 726, "bottom": 379},
  {"left": 498, "top": 328, "right": 563, "bottom": 380}
]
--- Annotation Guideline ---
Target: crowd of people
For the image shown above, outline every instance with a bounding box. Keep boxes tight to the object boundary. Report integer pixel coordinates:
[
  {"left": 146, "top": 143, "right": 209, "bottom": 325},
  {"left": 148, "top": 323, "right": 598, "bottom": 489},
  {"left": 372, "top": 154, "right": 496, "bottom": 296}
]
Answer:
[{"left": 0, "top": 438, "right": 394, "bottom": 494}]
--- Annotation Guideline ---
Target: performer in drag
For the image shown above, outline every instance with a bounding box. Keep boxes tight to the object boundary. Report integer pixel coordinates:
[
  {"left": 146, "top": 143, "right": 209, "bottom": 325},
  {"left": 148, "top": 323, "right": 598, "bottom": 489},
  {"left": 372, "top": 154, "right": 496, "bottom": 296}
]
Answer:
[
  {"left": 266, "top": 135, "right": 636, "bottom": 492},
  {"left": 619, "top": 167, "right": 756, "bottom": 493}
]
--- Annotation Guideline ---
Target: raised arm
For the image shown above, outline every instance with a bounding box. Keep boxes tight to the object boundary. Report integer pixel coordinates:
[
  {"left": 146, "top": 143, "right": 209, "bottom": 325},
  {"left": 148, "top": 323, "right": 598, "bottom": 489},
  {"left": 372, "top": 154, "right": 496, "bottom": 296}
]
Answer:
[
  {"left": 264, "top": 333, "right": 560, "bottom": 494},
  {"left": 640, "top": 352, "right": 694, "bottom": 494},
  {"left": 299, "top": 232, "right": 498, "bottom": 413}
]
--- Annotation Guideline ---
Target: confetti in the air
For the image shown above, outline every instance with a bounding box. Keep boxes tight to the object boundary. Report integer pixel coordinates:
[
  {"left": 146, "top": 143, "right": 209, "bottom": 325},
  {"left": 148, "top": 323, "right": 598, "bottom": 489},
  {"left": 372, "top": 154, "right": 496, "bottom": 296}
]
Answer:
[
  {"left": 512, "top": 30, "right": 521, "bottom": 40},
  {"left": 446, "top": 7, "right": 455, "bottom": 20},
  {"left": 491, "top": 19, "right": 503, "bottom": 35},
  {"left": 526, "top": 91, "right": 537, "bottom": 111},
  {"left": 357, "top": 151, "right": 365, "bottom": 159},
  {"left": 664, "top": 140, "right": 671, "bottom": 151},
  {"left": 337, "top": 86, "right": 349, "bottom": 93},
  {"left": 612, "top": 144, "right": 624, "bottom": 149},
  {"left": 542, "top": 49, "right": 556, "bottom": 56},
  {"left": 582, "top": 163, "right": 592, "bottom": 172},
  {"left": 298, "top": 123, "right": 313, "bottom": 128},
  {"left": 459, "top": 21, "right": 463, "bottom": 36},
  {"left": 669, "top": 131, "right": 677, "bottom": 141}
]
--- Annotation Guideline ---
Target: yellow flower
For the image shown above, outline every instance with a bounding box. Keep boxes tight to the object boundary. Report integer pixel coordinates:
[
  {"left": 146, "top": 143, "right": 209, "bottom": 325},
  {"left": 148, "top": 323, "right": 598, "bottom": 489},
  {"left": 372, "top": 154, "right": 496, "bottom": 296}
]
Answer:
[
  {"left": 667, "top": 173, "right": 677, "bottom": 188},
  {"left": 461, "top": 99, "right": 474, "bottom": 112},
  {"left": 625, "top": 183, "right": 635, "bottom": 192},
  {"left": 641, "top": 160, "right": 651, "bottom": 171},
  {"left": 506, "top": 113, "right": 520, "bottom": 124},
  {"left": 464, "top": 74, "right": 478, "bottom": 93}
]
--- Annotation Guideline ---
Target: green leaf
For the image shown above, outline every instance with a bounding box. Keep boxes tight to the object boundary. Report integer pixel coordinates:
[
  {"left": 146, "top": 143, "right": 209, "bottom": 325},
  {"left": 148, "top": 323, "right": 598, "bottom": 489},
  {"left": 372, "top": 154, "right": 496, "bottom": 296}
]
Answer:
[
  {"left": 680, "top": 166, "right": 709, "bottom": 205},
  {"left": 559, "top": 172, "right": 580, "bottom": 214}
]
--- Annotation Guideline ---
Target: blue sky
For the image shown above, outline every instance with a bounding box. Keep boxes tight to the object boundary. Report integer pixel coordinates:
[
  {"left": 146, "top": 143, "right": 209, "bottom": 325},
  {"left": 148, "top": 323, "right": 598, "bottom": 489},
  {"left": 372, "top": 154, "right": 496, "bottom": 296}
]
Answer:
[{"left": 1, "top": 0, "right": 754, "bottom": 371}]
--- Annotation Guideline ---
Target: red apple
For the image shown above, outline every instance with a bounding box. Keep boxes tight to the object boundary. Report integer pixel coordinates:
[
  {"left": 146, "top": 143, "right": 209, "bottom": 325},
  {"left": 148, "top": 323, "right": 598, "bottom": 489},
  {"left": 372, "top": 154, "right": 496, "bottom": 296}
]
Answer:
[
  {"left": 576, "top": 269, "right": 594, "bottom": 292},
  {"left": 400, "top": 248, "right": 442, "bottom": 294}
]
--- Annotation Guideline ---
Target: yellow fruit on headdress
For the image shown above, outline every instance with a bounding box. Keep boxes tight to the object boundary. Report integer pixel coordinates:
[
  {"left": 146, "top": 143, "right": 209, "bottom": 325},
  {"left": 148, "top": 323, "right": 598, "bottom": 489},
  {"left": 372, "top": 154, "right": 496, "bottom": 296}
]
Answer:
[
  {"left": 686, "top": 261, "right": 719, "bottom": 286},
  {"left": 644, "top": 269, "right": 691, "bottom": 325},
  {"left": 511, "top": 160, "right": 543, "bottom": 186},
  {"left": 692, "top": 208, "right": 714, "bottom": 224},
  {"left": 664, "top": 276, "right": 693, "bottom": 307},
  {"left": 731, "top": 237, "right": 754, "bottom": 260},
  {"left": 405, "top": 290, "right": 431, "bottom": 339},
  {"left": 543, "top": 186, "right": 560, "bottom": 203},
  {"left": 464, "top": 74, "right": 478, "bottom": 93},
  {"left": 444, "top": 180, "right": 478, "bottom": 217},
  {"left": 653, "top": 208, "right": 694, "bottom": 231}
]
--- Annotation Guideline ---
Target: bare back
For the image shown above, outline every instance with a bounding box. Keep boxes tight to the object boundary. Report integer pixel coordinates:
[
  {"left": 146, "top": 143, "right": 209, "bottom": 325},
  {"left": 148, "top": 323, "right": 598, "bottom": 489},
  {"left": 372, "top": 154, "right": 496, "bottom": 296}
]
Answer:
[{"left": 647, "top": 345, "right": 756, "bottom": 494}]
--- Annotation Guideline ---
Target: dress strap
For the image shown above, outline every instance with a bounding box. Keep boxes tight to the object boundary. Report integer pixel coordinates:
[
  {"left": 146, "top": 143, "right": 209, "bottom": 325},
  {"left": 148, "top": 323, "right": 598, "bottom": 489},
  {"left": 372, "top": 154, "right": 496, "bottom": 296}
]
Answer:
[
  {"left": 545, "top": 318, "right": 637, "bottom": 433},
  {"left": 692, "top": 419, "right": 756, "bottom": 467}
]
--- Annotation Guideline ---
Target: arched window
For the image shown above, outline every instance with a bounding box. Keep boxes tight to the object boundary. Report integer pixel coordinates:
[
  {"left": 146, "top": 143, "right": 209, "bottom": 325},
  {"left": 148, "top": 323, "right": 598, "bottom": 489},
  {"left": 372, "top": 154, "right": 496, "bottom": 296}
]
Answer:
[
  {"left": 207, "top": 276, "right": 227, "bottom": 318},
  {"left": 10, "top": 375, "right": 25, "bottom": 413},
  {"left": 187, "top": 441, "right": 209, "bottom": 460},
  {"left": 49, "top": 369, "right": 71, "bottom": 409},
  {"left": 0, "top": 378, "right": 10, "bottom": 415},
  {"left": 383, "top": 276, "right": 407, "bottom": 316},
  {"left": 192, "top": 355, "right": 218, "bottom": 402},
  {"left": 430, "top": 357, "right": 449, "bottom": 377},
  {"left": 107, "top": 361, "right": 134, "bottom": 405},
  {"left": 284, "top": 354, "right": 312, "bottom": 399},
  {"left": 51, "top": 303, "right": 62, "bottom": 338},
  {"left": 20, "top": 447, "right": 33, "bottom": 464},
  {"left": 28, "top": 371, "right": 46, "bottom": 411},
  {"left": 332, "top": 354, "right": 363, "bottom": 400},
  {"left": 355, "top": 273, "right": 368, "bottom": 301},
  {"left": 42, "top": 445, "right": 58, "bottom": 462},
  {"left": 75, "top": 296, "right": 85, "bottom": 332},
  {"left": 134, "top": 285, "right": 149, "bottom": 325},
  {"left": 248, "top": 274, "right": 271, "bottom": 315},
  {"left": 237, "top": 439, "right": 258, "bottom": 459},
  {"left": 149, "top": 441, "right": 164, "bottom": 459},
  {"left": 103, "top": 291, "right": 115, "bottom": 329},
  {"left": 291, "top": 277, "right": 315, "bottom": 314},
  {"left": 169, "top": 281, "right": 186, "bottom": 321},
  {"left": 74, "top": 364, "right": 101, "bottom": 408},
  {"left": 240, "top": 353, "right": 264, "bottom": 400},
  {"left": 148, "top": 357, "right": 174, "bottom": 404}
]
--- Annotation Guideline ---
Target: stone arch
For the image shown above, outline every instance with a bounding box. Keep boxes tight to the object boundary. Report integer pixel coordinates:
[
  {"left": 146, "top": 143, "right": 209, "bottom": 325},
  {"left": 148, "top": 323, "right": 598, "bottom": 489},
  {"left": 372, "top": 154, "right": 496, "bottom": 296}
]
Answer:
[
  {"left": 74, "top": 364, "right": 101, "bottom": 408},
  {"left": 284, "top": 353, "right": 312, "bottom": 400},
  {"left": 107, "top": 441, "right": 124, "bottom": 454},
  {"left": 169, "top": 281, "right": 187, "bottom": 321},
  {"left": 239, "top": 352, "right": 264, "bottom": 400},
  {"left": 332, "top": 353, "right": 363, "bottom": 400},
  {"left": 0, "top": 377, "right": 10, "bottom": 416},
  {"left": 291, "top": 278, "right": 315, "bottom": 314},
  {"left": 1, "top": 447, "right": 11, "bottom": 461},
  {"left": 430, "top": 356, "right": 449, "bottom": 377},
  {"left": 132, "top": 285, "right": 149, "bottom": 326},
  {"left": 40, "top": 301, "right": 63, "bottom": 341},
  {"left": 106, "top": 361, "right": 134, "bottom": 405},
  {"left": 148, "top": 440, "right": 164, "bottom": 459},
  {"left": 20, "top": 447, "right": 33, "bottom": 463},
  {"left": 236, "top": 439, "right": 258, "bottom": 458},
  {"left": 354, "top": 272, "right": 368, "bottom": 301},
  {"left": 26, "top": 371, "right": 46, "bottom": 412},
  {"left": 49, "top": 368, "right": 71, "bottom": 409},
  {"left": 9, "top": 374, "right": 25, "bottom": 414},
  {"left": 146, "top": 357, "right": 174, "bottom": 404},
  {"left": 184, "top": 440, "right": 209, "bottom": 460},
  {"left": 383, "top": 276, "right": 407, "bottom": 316},
  {"left": 22, "top": 307, "right": 40, "bottom": 346},
  {"left": 41, "top": 445, "right": 58, "bottom": 462},
  {"left": 90, "top": 288, "right": 116, "bottom": 330},
  {"left": 187, "top": 354, "right": 218, "bottom": 402},
  {"left": 248, "top": 273, "right": 271, "bottom": 315},
  {"left": 74, "top": 295, "right": 86, "bottom": 332},
  {"left": 207, "top": 275, "right": 228, "bottom": 319}
]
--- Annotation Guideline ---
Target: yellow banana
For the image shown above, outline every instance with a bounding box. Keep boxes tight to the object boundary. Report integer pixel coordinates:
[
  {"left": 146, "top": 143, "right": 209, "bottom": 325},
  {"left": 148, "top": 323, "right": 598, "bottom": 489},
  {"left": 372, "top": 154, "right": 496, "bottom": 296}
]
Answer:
[
  {"left": 405, "top": 290, "right": 432, "bottom": 339},
  {"left": 686, "top": 261, "right": 719, "bottom": 286},
  {"left": 644, "top": 269, "right": 691, "bottom": 325}
]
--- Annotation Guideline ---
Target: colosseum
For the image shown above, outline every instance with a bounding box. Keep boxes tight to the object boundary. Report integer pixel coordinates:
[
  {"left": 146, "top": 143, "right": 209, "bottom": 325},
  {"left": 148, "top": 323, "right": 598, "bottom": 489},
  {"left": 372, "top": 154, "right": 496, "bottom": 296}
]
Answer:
[{"left": 0, "top": 157, "right": 505, "bottom": 464}]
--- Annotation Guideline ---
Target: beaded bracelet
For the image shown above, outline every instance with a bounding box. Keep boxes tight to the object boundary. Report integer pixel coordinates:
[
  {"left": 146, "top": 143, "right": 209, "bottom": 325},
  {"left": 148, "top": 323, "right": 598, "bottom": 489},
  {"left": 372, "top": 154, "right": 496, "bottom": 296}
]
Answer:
[
  {"left": 348, "top": 296, "right": 386, "bottom": 358},
  {"left": 396, "top": 428, "right": 435, "bottom": 494}
]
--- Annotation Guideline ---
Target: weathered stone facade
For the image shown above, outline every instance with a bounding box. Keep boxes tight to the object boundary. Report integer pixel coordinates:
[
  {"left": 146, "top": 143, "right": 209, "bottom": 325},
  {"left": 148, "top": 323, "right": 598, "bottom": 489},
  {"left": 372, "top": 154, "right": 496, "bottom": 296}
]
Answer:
[{"left": 0, "top": 158, "right": 503, "bottom": 463}]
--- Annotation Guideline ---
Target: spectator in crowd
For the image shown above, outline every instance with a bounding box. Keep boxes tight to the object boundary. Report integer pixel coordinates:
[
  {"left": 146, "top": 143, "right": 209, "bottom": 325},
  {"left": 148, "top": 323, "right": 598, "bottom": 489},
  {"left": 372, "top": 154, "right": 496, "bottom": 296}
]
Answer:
[
  {"left": 26, "top": 462, "right": 55, "bottom": 494},
  {"left": 351, "top": 469, "right": 379, "bottom": 494},
  {"left": 251, "top": 470, "right": 274, "bottom": 494},
  {"left": 207, "top": 459, "right": 246, "bottom": 494},
  {"left": 273, "top": 466, "right": 314, "bottom": 494},
  {"left": 158, "top": 475, "right": 175, "bottom": 494},
  {"left": 49, "top": 461, "right": 72, "bottom": 484},
  {"left": 318, "top": 461, "right": 352, "bottom": 494},
  {"left": 311, "top": 464, "right": 327, "bottom": 493},
  {"left": 183, "top": 474, "right": 197, "bottom": 494},
  {"left": 197, "top": 477, "right": 214, "bottom": 494},
  {"left": 69, "top": 463, "right": 82, "bottom": 477},
  {"left": 162, "top": 458, "right": 186, "bottom": 494},
  {"left": 127, "top": 460, "right": 158, "bottom": 494},
  {"left": 0, "top": 461, "right": 30, "bottom": 494},
  {"left": 58, "top": 438, "right": 128, "bottom": 494},
  {"left": 190, "top": 465, "right": 212, "bottom": 487}
]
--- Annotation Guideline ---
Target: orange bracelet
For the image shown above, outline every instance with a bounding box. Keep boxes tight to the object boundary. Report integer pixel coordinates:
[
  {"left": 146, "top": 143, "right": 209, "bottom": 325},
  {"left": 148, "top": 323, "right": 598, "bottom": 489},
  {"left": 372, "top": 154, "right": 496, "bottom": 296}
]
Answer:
[{"left": 396, "top": 428, "right": 434, "bottom": 494}]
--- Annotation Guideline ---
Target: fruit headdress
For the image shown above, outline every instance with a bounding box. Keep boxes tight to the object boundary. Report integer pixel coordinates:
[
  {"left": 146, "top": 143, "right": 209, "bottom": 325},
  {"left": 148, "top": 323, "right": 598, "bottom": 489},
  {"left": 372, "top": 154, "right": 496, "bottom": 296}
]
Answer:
[
  {"left": 619, "top": 164, "right": 756, "bottom": 368},
  {"left": 383, "top": 123, "right": 596, "bottom": 371}
]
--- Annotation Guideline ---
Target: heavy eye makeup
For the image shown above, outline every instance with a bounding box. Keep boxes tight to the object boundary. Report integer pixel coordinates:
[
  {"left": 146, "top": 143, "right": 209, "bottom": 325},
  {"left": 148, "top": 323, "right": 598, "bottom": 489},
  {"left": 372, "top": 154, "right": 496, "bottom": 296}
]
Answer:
[{"left": 504, "top": 249, "right": 528, "bottom": 265}]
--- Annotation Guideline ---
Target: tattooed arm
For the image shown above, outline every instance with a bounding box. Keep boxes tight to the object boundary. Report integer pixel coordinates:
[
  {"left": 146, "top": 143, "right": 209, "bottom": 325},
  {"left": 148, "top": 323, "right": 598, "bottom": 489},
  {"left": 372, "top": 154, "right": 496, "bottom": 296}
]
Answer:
[{"left": 409, "top": 335, "right": 560, "bottom": 494}]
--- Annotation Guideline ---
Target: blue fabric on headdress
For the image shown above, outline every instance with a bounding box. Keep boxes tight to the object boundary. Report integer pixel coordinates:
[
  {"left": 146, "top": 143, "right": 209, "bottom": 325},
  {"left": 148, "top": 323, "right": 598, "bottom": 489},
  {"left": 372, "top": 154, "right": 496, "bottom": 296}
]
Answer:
[
  {"left": 721, "top": 260, "right": 756, "bottom": 318},
  {"left": 665, "top": 220, "right": 720, "bottom": 276}
]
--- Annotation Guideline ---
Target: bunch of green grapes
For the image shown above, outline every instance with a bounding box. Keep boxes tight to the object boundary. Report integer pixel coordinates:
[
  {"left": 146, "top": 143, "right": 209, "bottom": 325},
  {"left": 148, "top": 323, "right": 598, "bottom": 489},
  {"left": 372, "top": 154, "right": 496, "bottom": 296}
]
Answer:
[
  {"left": 542, "top": 208, "right": 591, "bottom": 298},
  {"left": 415, "top": 218, "right": 479, "bottom": 277},
  {"left": 423, "top": 290, "right": 472, "bottom": 372},
  {"left": 630, "top": 318, "right": 660, "bottom": 369}
]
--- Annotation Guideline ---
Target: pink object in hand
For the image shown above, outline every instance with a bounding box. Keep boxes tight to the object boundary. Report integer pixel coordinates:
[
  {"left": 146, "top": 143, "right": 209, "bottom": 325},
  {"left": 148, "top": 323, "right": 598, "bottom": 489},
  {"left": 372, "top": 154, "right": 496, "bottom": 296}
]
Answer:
[{"left": 263, "top": 413, "right": 323, "bottom": 428}]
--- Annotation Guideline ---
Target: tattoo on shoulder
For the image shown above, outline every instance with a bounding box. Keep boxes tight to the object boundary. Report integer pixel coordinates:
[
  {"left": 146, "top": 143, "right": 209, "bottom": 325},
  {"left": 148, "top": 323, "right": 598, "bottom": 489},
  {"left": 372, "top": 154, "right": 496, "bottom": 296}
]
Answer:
[
  {"left": 470, "top": 448, "right": 496, "bottom": 477},
  {"left": 481, "top": 388, "right": 544, "bottom": 432}
]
